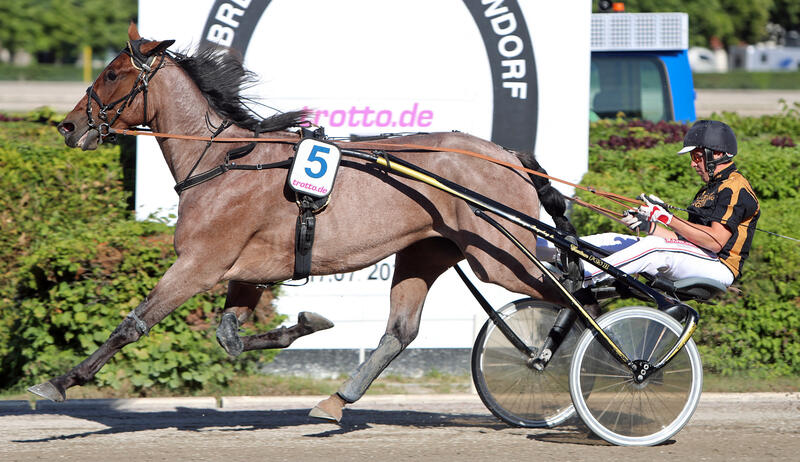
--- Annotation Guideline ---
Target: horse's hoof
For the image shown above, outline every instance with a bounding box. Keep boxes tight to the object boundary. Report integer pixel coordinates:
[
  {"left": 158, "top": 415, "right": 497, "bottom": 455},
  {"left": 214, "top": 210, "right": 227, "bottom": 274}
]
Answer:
[
  {"left": 309, "top": 393, "right": 345, "bottom": 423},
  {"left": 28, "top": 381, "right": 66, "bottom": 402},
  {"left": 298, "top": 311, "right": 334, "bottom": 332},
  {"left": 216, "top": 312, "right": 244, "bottom": 357},
  {"left": 309, "top": 405, "right": 340, "bottom": 422}
]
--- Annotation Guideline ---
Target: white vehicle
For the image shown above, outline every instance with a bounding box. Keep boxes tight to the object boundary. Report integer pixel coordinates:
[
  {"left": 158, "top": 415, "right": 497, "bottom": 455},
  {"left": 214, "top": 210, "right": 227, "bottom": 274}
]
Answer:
[{"left": 729, "top": 44, "right": 800, "bottom": 71}]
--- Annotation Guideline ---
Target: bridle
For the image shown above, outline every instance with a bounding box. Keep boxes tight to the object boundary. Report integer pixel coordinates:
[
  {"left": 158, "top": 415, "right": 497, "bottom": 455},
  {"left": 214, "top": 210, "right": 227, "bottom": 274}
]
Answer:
[{"left": 85, "top": 40, "right": 168, "bottom": 144}]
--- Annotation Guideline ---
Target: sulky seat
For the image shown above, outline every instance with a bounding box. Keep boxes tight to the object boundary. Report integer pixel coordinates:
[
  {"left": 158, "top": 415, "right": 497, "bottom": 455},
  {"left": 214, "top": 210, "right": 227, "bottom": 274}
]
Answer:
[{"left": 650, "top": 275, "right": 728, "bottom": 302}]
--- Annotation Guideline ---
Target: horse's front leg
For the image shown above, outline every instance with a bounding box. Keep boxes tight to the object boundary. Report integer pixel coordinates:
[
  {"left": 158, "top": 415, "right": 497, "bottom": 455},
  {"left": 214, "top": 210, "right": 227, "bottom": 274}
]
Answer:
[
  {"left": 216, "top": 281, "right": 334, "bottom": 357},
  {"left": 28, "top": 258, "right": 221, "bottom": 402},
  {"left": 310, "top": 238, "right": 461, "bottom": 422}
]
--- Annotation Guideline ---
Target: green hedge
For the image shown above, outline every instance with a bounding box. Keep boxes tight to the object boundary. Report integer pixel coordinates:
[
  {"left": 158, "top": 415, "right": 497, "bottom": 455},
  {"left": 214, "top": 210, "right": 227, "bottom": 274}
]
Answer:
[
  {"left": 576, "top": 113, "right": 800, "bottom": 376},
  {"left": 1, "top": 109, "right": 797, "bottom": 396},
  {"left": 0, "top": 118, "right": 281, "bottom": 394}
]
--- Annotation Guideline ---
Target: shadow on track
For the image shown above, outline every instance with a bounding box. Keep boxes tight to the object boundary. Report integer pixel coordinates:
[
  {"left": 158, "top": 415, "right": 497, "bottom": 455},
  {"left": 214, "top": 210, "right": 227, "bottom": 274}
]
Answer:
[{"left": 5, "top": 404, "right": 513, "bottom": 443}]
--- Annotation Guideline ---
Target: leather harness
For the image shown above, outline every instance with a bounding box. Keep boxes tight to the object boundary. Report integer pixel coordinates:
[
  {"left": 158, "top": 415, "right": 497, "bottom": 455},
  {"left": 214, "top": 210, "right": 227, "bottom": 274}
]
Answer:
[{"left": 173, "top": 128, "right": 331, "bottom": 281}]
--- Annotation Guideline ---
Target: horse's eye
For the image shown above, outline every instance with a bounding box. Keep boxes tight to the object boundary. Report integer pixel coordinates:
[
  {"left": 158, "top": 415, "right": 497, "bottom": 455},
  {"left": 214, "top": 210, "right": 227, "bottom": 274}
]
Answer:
[{"left": 107, "top": 70, "right": 117, "bottom": 81}]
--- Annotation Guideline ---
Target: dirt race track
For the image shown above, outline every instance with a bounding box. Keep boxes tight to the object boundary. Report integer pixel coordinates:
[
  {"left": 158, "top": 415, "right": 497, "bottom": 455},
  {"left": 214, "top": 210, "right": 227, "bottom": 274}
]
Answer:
[{"left": 1, "top": 393, "right": 798, "bottom": 462}]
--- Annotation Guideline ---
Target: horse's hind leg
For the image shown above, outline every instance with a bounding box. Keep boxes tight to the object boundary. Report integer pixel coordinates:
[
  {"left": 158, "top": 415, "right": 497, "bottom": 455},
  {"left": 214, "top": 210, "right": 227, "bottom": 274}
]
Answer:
[
  {"left": 216, "top": 281, "right": 262, "bottom": 356},
  {"left": 310, "top": 238, "right": 462, "bottom": 422},
  {"left": 241, "top": 312, "right": 334, "bottom": 351},
  {"left": 216, "top": 281, "right": 334, "bottom": 357}
]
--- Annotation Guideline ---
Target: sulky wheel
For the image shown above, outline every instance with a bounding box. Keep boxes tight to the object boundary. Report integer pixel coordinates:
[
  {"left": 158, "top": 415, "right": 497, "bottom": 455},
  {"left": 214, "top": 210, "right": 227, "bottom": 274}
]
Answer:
[
  {"left": 569, "top": 306, "right": 703, "bottom": 446},
  {"left": 472, "top": 298, "right": 582, "bottom": 428}
]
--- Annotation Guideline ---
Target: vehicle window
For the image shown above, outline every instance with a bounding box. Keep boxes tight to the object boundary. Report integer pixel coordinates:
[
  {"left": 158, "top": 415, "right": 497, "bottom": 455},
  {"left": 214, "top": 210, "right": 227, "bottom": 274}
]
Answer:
[{"left": 590, "top": 55, "right": 672, "bottom": 122}]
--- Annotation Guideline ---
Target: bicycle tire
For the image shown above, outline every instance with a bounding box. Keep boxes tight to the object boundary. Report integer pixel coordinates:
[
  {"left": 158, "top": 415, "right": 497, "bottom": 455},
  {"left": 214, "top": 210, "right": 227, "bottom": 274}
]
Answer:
[
  {"left": 569, "top": 306, "right": 703, "bottom": 446},
  {"left": 471, "top": 298, "right": 581, "bottom": 428}
]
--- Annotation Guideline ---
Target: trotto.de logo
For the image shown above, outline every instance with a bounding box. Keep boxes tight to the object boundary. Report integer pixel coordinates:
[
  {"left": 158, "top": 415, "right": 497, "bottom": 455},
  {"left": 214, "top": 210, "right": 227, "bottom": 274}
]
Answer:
[{"left": 303, "top": 103, "right": 434, "bottom": 129}]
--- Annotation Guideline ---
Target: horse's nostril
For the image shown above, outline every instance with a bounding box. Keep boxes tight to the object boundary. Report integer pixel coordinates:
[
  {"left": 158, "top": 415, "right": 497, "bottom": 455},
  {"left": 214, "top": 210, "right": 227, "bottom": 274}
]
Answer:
[{"left": 58, "top": 122, "right": 75, "bottom": 134}]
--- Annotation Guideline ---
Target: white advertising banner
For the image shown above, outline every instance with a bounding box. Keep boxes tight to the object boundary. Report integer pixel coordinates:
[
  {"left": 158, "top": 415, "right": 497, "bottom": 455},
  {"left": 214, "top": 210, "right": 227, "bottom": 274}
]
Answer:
[{"left": 137, "top": 0, "right": 590, "bottom": 349}]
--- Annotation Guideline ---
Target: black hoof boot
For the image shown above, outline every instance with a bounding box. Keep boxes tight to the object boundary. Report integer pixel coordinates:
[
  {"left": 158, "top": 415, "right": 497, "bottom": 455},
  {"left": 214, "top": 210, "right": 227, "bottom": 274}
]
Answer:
[{"left": 216, "top": 312, "right": 244, "bottom": 357}]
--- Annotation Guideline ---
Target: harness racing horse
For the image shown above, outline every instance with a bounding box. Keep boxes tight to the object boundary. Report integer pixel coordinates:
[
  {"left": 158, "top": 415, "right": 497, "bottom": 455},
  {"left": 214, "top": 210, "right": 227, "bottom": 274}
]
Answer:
[{"left": 33, "top": 23, "right": 576, "bottom": 422}]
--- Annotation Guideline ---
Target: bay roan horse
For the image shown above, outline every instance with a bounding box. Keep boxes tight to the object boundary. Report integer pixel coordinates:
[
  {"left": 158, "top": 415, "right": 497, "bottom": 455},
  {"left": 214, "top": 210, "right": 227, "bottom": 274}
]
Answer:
[{"left": 34, "top": 23, "right": 575, "bottom": 422}]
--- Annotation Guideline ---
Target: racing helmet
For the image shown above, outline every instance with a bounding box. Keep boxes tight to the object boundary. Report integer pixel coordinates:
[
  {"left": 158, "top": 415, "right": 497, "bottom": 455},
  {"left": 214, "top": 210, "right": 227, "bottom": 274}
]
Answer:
[{"left": 677, "top": 120, "right": 737, "bottom": 176}]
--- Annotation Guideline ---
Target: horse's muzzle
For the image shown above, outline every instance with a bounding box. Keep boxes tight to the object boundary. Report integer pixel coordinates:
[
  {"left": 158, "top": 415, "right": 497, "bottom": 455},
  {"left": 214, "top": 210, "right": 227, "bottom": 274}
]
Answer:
[{"left": 57, "top": 120, "right": 99, "bottom": 151}]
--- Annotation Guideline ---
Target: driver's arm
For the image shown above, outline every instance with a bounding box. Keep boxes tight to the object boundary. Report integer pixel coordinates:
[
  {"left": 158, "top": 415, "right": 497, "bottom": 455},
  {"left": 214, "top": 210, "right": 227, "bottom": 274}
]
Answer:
[{"left": 652, "top": 219, "right": 732, "bottom": 254}]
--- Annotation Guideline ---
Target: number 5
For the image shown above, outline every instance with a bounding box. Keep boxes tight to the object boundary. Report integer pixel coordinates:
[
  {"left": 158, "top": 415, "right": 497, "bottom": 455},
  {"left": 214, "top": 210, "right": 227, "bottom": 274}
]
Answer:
[{"left": 305, "top": 144, "right": 329, "bottom": 178}]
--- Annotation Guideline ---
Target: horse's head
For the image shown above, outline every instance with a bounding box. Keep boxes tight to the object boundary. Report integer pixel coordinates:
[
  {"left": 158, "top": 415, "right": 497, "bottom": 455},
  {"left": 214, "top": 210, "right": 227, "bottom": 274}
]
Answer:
[{"left": 57, "top": 23, "right": 175, "bottom": 150}]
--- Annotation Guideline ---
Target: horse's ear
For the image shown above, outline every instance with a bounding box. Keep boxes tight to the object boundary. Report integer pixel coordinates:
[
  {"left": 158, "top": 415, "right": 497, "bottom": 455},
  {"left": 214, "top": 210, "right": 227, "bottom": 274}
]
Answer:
[
  {"left": 140, "top": 40, "right": 176, "bottom": 56},
  {"left": 128, "top": 22, "right": 142, "bottom": 41}
]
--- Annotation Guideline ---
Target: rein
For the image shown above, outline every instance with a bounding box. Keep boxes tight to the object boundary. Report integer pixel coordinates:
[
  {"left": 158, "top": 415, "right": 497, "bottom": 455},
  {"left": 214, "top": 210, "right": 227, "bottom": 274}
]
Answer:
[
  {"left": 94, "top": 41, "right": 795, "bottom": 243},
  {"left": 111, "top": 126, "right": 800, "bottom": 243},
  {"left": 109, "top": 126, "right": 642, "bottom": 210}
]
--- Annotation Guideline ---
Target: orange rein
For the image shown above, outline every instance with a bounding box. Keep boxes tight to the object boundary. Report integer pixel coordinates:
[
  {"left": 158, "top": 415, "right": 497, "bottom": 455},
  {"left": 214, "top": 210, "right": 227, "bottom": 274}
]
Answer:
[{"left": 111, "top": 127, "right": 644, "bottom": 215}]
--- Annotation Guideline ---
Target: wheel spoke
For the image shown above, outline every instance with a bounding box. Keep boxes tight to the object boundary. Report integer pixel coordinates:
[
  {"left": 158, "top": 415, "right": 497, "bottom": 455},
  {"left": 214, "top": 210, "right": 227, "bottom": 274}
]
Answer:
[
  {"left": 653, "top": 380, "right": 692, "bottom": 393},
  {"left": 594, "top": 380, "right": 630, "bottom": 421},
  {"left": 646, "top": 327, "right": 668, "bottom": 362},
  {"left": 582, "top": 350, "right": 630, "bottom": 374},
  {"left": 580, "top": 372, "right": 631, "bottom": 379},
  {"left": 662, "top": 367, "right": 693, "bottom": 374},
  {"left": 584, "top": 376, "right": 634, "bottom": 393}
]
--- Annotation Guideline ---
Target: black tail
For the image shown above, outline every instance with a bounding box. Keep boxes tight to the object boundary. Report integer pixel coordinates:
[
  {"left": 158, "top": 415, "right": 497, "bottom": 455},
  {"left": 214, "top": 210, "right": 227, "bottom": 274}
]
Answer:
[{"left": 514, "top": 150, "right": 577, "bottom": 236}]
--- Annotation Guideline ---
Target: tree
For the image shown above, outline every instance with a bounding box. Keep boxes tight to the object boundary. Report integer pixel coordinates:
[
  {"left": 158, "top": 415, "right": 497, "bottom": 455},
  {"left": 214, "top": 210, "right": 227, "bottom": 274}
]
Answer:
[
  {"left": 720, "top": 0, "right": 773, "bottom": 44},
  {"left": 595, "top": 0, "right": 774, "bottom": 47},
  {"left": 0, "top": 1, "right": 44, "bottom": 62},
  {"left": 35, "top": 0, "right": 89, "bottom": 63},
  {"left": 0, "top": 0, "right": 136, "bottom": 64},
  {"left": 82, "top": 0, "right": 138, "bottom": 54},
  {"left": 770, "top": 0, "right": 800, "bottom": 37}
]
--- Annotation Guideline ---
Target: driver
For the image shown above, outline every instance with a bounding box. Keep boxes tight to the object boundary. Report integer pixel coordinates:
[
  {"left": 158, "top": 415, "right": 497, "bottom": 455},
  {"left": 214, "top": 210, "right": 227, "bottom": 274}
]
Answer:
[{"left": 559, "top": 120, "right": 760, "bottom": 289}]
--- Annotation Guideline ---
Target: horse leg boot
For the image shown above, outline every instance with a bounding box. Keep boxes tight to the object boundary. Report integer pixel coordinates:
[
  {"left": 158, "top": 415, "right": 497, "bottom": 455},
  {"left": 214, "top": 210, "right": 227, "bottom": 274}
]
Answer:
[
  {"left": 239, "top": 312, "right": 334, "bottom": 352},
  {"left": 217, "top": 282, "right": 333, "bottom": 356},
  {"left": 309, "top": 333, "right": 403, "bottom": 422},
  {"left": 310, "top": 238, "right": 460, "bottom": 422},
  {"left": 28, "top": 258, "right": 222, "bottom": 402},
  {"left": 216, "top": 281, "right": 263, "bottom": 357}
]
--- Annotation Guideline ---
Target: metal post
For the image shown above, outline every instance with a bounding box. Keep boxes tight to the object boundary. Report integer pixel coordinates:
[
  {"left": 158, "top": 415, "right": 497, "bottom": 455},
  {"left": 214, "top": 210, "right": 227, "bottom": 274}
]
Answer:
[{"left": 83, "top": 46, "right": 92, "bottom": 83}]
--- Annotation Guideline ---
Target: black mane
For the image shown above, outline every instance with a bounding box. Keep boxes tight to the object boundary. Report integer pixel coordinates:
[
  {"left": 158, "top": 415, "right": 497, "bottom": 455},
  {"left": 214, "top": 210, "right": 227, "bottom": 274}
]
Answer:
[{"left": 172, "top": 47, "right": 306, "bottom": 133}]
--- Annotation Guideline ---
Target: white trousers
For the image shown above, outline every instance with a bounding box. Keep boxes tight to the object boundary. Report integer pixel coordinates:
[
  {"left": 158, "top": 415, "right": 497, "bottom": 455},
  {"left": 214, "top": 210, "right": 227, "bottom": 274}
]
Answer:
[{"left": 537, "top": 233, "right": 734, "bottom": 287}]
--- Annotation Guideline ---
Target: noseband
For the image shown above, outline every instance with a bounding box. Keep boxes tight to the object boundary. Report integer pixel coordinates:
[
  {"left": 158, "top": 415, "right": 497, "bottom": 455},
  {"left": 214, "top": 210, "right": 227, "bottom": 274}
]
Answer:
[{"left": 85, "top": 40, "right": 167, "bottom": 144}]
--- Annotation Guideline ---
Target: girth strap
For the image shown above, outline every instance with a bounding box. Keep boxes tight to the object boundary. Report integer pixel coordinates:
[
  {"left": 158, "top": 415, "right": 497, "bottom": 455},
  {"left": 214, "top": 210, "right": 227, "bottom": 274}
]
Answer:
[{"left": 293, "top": 195, "right": 329, "bottom": 280}]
